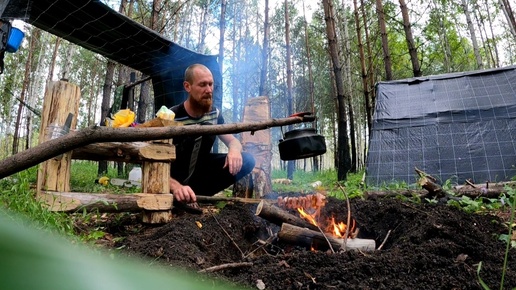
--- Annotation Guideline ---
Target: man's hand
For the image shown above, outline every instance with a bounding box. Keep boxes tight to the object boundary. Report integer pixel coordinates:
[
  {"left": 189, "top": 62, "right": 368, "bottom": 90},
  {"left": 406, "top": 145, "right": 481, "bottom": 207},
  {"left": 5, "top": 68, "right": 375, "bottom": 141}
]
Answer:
[
  {"left": 220, "top": 134, "right": 243, "bottom": 176},
  {"left": 169, "top": 177, "right": 196, "bottom": 203},
  {"left": 224, "top": 149, "right": 242, "bottom": 175}
]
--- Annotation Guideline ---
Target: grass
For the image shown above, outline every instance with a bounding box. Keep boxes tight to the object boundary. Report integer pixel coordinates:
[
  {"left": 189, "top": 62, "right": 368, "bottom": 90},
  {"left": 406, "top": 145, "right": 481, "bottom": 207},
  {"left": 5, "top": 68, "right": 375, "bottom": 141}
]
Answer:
[{"left": 0, "top": 166, "right": 75, "bottom": 236}]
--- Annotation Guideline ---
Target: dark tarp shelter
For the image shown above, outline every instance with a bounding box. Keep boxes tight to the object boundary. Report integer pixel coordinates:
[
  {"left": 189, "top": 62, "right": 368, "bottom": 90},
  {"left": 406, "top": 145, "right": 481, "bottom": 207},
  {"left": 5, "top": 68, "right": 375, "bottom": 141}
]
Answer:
[
  {"left": 0, "top": 0, "right": 222, "bottom": 111},
  {"left": 366, "top": 65, "right": 516, "bottom": 187}
]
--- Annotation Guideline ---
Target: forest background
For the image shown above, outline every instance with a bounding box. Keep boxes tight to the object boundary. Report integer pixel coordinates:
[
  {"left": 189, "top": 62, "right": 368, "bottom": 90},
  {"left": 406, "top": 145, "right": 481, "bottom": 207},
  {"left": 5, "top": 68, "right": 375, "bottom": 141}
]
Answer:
[{"left": 1, "top": 0, "right": 515, "bottom": 181}]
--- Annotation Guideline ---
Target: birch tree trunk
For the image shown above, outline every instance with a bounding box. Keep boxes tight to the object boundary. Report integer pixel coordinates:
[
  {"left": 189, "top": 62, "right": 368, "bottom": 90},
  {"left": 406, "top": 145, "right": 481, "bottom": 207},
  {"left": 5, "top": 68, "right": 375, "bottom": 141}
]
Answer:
[
  {"left": 284, "top": 0, "right": 295, "bottom": 180},
  {"left": 98, "top": 60, "right": 115, "bottom": 175},
  {"left": 47, "top": 36, "right": 61, "bottom": 82},
  {"left": 473, "top": 5, "right": 494, "bottom": 68},
  {"left": 218, "top": 0, "right": 226, "bottom": 74},
  {"left": 483, "top": 0, "right": 500, "bottom": 67},
  {"left": 323, "top": 0, "right": 352, "bottom": 180},
  {"left": 259, "top": 0, "right": 270, "bottom": 97},
  {"left": 360, "top": 0, "right": 374, "bottom": 135},
  {"left": 198, "top": 0, "right": 211, "bottom": 52},
  {"left": 376, "top": 0, "right": 393, "bottom": 80},
  {"left": 461, "top": 0, "right": 483, "bottom": 69},
  {"left": 432, "top": 0, "right": 452, "bottom": 72},
  {"left": 13, "top": 28, "right": 39, "bottom": 154},
  {"left": 302, "top": 2, "right": 318, "bottom": 172},
  {"left": 399, "top": 0, "right": 421, "bottom": 77},
  {"left": 500, "top": 0, "right": 516, "bottom": 38}
]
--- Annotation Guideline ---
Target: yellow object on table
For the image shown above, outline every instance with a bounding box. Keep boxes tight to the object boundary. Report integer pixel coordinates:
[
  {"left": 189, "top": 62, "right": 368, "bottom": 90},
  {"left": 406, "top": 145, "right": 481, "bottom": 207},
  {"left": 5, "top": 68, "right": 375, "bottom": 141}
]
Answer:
[{"left": 106, "top": 109, "right": 135, "bottom": 128}]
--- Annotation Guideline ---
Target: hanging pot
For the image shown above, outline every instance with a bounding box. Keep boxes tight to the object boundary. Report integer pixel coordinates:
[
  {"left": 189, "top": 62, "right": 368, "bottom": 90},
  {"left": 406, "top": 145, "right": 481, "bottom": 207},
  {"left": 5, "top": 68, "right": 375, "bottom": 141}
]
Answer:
[{"left": 278, "top": 128, "right": 326, "bottom": 160}]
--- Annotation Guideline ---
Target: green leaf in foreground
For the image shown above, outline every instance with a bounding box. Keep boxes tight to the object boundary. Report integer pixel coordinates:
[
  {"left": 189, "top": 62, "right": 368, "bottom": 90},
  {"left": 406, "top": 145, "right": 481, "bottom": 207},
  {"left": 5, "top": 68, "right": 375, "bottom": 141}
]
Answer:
[{"left": 0, "top": 209, "right": 245, "bottom": 290}]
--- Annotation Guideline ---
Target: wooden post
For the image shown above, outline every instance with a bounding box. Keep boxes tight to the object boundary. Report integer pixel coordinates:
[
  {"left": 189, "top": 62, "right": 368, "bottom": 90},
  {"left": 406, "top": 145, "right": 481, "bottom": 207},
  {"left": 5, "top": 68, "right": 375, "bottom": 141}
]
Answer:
[
  {"left": 37, "top": 80, "right": 80, "bottom": 194},
  {"left": 141, "top": 140, "right": 174, "bottom": 223}
]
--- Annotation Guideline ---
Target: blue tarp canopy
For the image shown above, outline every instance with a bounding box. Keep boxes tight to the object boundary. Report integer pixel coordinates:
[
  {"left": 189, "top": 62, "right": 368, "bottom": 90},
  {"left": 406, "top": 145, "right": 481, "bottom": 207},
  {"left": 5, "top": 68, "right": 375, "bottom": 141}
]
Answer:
[
  {"left": 0, "top": 0, "right": 222, "bottom": 111},
  {"left": 366, "top": 65, "right": 516, "bottom": 186}
]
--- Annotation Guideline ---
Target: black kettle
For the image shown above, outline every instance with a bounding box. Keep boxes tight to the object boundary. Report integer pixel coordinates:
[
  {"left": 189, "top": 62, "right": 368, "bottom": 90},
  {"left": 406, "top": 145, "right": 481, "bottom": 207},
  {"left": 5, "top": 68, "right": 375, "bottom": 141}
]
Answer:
[{"left": 278, "top": 127, "right": 326, "bottom": 160}]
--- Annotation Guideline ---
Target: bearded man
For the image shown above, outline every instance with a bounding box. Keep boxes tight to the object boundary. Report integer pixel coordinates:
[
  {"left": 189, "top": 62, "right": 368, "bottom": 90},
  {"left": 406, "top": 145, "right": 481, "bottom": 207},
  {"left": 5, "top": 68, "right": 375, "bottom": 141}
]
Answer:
[{"left": 169, "top": 63, "right": 255, "bottom": 204}]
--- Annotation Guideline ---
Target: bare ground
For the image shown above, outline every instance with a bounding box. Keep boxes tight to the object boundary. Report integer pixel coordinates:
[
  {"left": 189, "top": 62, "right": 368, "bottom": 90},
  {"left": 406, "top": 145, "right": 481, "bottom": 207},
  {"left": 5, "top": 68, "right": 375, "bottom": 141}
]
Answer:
[{"left": 101, "top": 195, "right": 516, "bottom": 289}]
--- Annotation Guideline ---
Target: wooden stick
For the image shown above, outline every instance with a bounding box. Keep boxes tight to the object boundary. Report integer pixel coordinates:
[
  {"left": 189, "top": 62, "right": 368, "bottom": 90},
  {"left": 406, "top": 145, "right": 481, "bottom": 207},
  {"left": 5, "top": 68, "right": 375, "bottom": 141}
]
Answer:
[
  {"left": 255, "top": 200, "right": 319, "bottom": 232},
  {"left": 278, "top": 223, "right": 375, "bottom": 252},
  {"left": 196, "top": 195, "right": 265, "bottom": 204},
  {"left": 209, "top": 211, "right": 245, "bottom": 259},
  {"left": 377, "top": 229, "right": 391, "bottom": 251},
  {"left": 198, "top": 262, "right": 253, "bottom": 273}
]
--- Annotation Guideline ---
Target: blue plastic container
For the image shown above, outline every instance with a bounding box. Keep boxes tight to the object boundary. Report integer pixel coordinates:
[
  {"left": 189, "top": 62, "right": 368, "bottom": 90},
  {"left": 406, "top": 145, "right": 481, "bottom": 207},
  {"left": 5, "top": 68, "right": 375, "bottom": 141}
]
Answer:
[{"left": 6, "top": 27, "right": 24, "bottom": 53}]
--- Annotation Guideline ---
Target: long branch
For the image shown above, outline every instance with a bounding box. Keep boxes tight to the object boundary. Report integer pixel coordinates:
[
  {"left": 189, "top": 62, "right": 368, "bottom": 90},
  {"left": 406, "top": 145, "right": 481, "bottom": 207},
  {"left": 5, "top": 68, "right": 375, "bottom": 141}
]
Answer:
[{"left": 0, "top": 116, "right": 313, "bottom": 179}]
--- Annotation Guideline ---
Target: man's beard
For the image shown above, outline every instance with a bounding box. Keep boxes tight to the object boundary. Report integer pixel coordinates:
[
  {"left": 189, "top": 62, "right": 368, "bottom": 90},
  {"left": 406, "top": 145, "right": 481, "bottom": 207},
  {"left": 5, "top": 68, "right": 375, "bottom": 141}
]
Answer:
[{"left": 191, "top": 95, "right": 213, "bottom": 114}]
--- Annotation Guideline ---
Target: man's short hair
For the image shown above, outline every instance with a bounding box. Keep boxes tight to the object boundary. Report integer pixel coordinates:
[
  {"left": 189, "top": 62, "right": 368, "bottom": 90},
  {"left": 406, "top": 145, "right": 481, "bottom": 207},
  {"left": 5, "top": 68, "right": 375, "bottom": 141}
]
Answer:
[{"left": 184, "top": 64, "right": 211, "bottom": 84}]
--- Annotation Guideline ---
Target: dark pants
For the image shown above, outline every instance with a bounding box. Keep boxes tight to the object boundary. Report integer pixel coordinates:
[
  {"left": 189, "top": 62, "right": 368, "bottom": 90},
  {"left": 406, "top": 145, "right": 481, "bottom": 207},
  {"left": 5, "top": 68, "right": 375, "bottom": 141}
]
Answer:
[{"left": 186, "top": 152, "right": 255, "bottom": 196}]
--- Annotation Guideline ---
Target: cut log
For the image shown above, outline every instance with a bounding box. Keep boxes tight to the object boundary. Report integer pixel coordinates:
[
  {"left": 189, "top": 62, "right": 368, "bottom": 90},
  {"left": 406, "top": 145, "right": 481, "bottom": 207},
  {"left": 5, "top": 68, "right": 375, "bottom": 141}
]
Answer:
[
  {"left": 255, "top": 200, "right": 319, "bottom": 232},
  {"left": 141, "top": 141, "right": 172, "bottom": 224},
  {"left": 39, "top": 191, "right": 173, "bottom": 212},
  {"left": 36, "top": 80, "right": 80, "bottom": 193},
  {"left": 71, "top": 142, "right": 175, "bottom": 163},
  {"left": 278, "top": 223, "right": 376, "bottom": 252}
]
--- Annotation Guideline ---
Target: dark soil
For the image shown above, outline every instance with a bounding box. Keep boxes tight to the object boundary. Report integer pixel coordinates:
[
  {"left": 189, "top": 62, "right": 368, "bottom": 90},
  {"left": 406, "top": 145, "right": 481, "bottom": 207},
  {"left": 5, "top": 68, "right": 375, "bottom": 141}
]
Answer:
[{"left": 107, "top": 195, "right": 516, "bottom": 289}]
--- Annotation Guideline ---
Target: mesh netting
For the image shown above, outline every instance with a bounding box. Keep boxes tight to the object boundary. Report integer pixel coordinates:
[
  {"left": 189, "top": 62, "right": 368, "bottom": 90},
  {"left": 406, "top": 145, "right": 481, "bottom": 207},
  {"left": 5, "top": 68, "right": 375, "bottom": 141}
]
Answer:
[
  {"left": 366, "top": 65, "right": 516, "bottom": 186},
  {"left": 1, "top": 0, "right": 222, "bottom": 110}
]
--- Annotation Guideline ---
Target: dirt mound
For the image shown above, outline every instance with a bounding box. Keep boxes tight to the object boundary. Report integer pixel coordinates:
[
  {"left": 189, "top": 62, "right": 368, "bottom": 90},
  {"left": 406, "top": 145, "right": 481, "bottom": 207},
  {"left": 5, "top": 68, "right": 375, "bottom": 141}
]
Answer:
[{"left": 118, "top": 197, "right": 516, "bottom": 289}]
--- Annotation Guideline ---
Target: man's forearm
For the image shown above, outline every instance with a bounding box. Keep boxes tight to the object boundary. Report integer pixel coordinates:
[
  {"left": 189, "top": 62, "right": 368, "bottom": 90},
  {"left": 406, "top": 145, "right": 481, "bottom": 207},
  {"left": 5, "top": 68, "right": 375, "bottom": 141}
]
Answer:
[{"left": 227, "top": 138, "right": 242, "bottom": 153}]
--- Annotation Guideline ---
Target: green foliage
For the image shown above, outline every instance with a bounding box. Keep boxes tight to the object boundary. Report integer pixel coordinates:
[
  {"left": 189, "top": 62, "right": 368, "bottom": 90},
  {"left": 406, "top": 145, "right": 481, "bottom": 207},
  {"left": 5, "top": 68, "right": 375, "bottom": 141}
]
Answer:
[
  {"left": 271, "top": 169, "right": 365, "bottom": 199},
  {"left": 475, "top": 185, "right": 516, "bottom": 289},
  {"left": 71, "top": 161, "right": 140, "bottom": 194},
  {"left": 0, "top": 168, "right": 74, "bottom": 236},
  {"left": 0, "top": 208, "right": 244, "bottom": 290}
]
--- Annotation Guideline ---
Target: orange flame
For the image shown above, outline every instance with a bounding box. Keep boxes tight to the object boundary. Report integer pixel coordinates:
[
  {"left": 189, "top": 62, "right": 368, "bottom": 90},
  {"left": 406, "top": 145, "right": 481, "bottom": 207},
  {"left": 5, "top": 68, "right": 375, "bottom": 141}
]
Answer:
[
  {"left": 297, "top": 208, "right": 318, "bottom": 226},
  {"left": 297, "top": 207, "right": 355, "bottom": 239}
]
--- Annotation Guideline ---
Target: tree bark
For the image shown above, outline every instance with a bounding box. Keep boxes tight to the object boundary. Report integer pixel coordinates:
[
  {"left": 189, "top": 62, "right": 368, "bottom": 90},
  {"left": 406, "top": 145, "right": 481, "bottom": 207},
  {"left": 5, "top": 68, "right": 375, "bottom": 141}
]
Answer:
[
  {"left": 218, "top": 0, "right": 226, "bottom": 74},
  {"left": 461, "top": 0, "right": 483, "bottom": 69},
  {"left": 399, "top": 0, "right": 421, "bottom": 77},
  {"left": 259, "top": 0, "right": 270, "bottom": 97},
  {"left": 284, "top": 0, "right": 295, "bottom": 180},
  {"left": 500, "top": 0, "right": 516, "bottom": 39},
  {"left": 323, "top": 0, "right": 352, "bottom": 180},
  {"left": 376, "top": 0, "right": 393, "bottom": 80},
  {"left": 0, "top": 115, "right": 313, "bottom": 179},
  {"left": 99, "top": 60, "right": 116, "bottom": 175}
]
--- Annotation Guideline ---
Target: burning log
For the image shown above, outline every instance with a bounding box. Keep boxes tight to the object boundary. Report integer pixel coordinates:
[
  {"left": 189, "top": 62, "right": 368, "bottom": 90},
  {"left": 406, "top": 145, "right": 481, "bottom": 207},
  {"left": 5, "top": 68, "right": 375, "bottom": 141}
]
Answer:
[
  {"left": 255, "top": 200, "right": 320, "bottom": 232},
  {"left": 278, "top": 223, "right": 376, "bottom": 252}
]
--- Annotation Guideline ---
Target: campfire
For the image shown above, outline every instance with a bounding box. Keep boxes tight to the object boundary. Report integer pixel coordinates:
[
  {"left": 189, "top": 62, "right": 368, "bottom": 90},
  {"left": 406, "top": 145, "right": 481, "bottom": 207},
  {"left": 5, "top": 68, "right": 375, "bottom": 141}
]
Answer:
[{"left": 255, "top": 193, "right": 375, "bottom": 252}]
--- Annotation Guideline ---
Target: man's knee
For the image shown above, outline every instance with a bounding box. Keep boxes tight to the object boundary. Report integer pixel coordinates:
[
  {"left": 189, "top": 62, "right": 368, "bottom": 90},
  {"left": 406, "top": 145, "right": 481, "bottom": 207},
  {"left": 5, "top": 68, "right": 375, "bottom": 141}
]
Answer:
[{"left": 237, "top": 152, "right": 255, "bottom": 179}]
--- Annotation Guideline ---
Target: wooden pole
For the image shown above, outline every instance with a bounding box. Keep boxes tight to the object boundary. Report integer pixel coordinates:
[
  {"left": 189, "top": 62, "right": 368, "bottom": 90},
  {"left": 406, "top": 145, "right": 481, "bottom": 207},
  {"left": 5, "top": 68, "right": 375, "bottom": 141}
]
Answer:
[
  {"left": 0, "top": 115, "right": 314, "bottom": 179},
  {"left": 36, "top": 80, "right": 80, "bottom": 193}
]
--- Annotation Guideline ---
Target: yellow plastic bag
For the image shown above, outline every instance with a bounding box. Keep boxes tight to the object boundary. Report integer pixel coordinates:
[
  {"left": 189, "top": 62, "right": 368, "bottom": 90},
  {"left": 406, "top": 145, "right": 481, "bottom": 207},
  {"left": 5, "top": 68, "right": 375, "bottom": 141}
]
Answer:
[{"left": 106, "top": 109, "right": 136, "bottom": 128}]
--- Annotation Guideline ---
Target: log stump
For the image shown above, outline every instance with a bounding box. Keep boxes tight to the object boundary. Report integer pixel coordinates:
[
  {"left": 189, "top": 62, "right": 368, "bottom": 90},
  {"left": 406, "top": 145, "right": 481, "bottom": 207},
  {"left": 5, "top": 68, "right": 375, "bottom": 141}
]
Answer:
[{"left": 36, "top": 80, "right": 80, "bottom": 194}]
